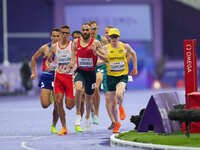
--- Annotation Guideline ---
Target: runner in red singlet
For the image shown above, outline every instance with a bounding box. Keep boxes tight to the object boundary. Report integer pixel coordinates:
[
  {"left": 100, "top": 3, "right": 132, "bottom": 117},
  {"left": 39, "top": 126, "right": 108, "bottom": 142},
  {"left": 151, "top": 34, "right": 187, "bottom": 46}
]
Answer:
[{"left": 69, "top": 23, "right": 108, "bottom": 132}]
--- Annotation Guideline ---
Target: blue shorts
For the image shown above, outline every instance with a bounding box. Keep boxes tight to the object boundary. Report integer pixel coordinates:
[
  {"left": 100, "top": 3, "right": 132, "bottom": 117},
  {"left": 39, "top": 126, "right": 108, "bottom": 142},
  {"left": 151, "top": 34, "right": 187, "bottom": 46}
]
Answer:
[{"left": 38, "top": 71, "right": 55, "bottom": 90}]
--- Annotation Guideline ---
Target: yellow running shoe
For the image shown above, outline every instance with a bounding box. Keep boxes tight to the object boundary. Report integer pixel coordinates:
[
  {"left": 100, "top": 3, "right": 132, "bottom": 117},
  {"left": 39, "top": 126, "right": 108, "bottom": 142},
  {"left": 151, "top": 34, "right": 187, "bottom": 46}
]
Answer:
[
  {"left": 75, "top": 125, "right": 83, "bottom": 132},
  {"left": 58, "top": 128, "right": 67, "bottom": 135},
  {"left": 51, "top": 125, "right": 58, "bottom": 134}
]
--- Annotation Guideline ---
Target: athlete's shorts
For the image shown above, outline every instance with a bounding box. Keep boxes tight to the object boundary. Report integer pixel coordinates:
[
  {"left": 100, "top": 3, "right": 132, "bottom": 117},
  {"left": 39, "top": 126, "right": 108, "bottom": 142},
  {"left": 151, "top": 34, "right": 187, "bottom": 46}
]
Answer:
[
  {"left": 95, "top": 63, "right": 107, "bottom": 93},
  {"left": 54, "top": 72, "right": 74, "bottom": 99},
  {"left": 38, "top": 71, "right": 55, "bottom": 90},
  {"left": 74, "top": 68, "right": 96, "bottom": 95},
  {"left": 107, "top": 75, "right": 128, "bottom": 91}
]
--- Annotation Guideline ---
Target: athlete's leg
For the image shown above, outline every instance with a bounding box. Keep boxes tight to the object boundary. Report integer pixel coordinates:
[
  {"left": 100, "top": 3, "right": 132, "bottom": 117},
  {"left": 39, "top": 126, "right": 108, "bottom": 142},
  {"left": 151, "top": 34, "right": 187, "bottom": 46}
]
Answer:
[
  {"left": 52, "top": 102, "right": 59, "bottom": 126},
  {"left": 74, "top": 81, "right": 84, "bottom": 132},
  {"left": 85, "top": 93, "right": 93, "bottom": 130},
  {"left": 93, "top": 72, "right": 103, "bottom": 116},
  {"left": 80, "top": 88, "right": 85, "bottom": 117},
  {"left": 106, "top": 91, "right": 117, "bottom": 123},
  {"left": 40, "top": 89, "right": 51, "bottom": 108},
  {"left": 51, "top": 101, "right": 59, "bottom": 134},
  {"left": 75, "top": 81, "right": 83, "bottom": 115},
  {"left": 116, "top": 82, "right": 126, "bottom": 120},
  {"left": 105, "top": 92, "right": 115, "bottom": 129},
  {"left": 55, "top": 93, "right": 66, "bottom": 128}
]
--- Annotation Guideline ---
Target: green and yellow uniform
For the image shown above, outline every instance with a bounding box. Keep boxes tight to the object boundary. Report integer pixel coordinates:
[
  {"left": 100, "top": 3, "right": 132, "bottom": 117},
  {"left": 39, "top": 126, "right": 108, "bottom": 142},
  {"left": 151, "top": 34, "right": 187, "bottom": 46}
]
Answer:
[{"left": 106, "top": 42, "right": 128, "bottom": 91}]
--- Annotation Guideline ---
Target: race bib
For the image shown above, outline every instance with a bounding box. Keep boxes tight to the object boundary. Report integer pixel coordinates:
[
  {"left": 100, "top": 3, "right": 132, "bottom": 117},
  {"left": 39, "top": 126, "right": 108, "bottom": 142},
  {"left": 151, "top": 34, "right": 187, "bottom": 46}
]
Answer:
[
  {"left": 78, "top": 58, "right": 93, "bottom": 68},
  {"left": 110, "top": 61, "right": 125, "bottom": 71}
]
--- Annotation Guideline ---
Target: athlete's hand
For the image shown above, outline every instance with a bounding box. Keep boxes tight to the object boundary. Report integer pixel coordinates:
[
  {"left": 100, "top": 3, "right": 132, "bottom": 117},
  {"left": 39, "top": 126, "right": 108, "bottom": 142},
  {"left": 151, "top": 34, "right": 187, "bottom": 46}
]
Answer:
[
  {"left": 30, "top": 73, "right": 36, "bottom": 80},
  {"left": 68, "top": 62, "right": 73, "bottom": 70},
  {"left": 130, "top": 69, "right": 138, "bottom": 76},
  {"left": 46, "top": 65, "right": 51, "bottom": 72}
]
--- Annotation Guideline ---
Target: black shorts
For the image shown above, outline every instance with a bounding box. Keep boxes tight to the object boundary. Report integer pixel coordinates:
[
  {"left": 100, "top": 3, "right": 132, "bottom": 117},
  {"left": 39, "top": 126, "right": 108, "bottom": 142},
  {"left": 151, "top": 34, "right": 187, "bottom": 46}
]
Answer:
[
  {"left": 107, "top": 75, "right": 128, "bottom": 91},
  {"left": 74, "top": 68, "right": 96, "bottom": 95}
]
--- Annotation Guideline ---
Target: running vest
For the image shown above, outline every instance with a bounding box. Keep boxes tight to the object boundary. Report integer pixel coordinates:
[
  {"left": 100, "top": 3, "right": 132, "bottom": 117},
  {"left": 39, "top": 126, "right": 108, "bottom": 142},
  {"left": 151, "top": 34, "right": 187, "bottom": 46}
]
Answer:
[
  {"left": 106, "top": 42, "right": 128, "bottom": 76},
  {"left": 42, "top": 42, "right": 57, "bottom": 71},
  {"left": 55, "top": 41, "right": 73, "bottom": 74},
  {"left": 76, "top": 38, "right": 97, "bottom": 71},
  {"left": 96, "top": 34, "right": 102, "bottom": 43}
]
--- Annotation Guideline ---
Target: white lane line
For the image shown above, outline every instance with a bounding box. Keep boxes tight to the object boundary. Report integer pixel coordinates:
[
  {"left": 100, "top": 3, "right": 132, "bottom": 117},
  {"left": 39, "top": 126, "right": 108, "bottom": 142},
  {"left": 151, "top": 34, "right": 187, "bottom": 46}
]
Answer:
[
  {"left": 0, "top": 136, "right": 33, "bottom": 138},
  {"left": 21, "top": 135, "right": 55, "bottom": 150}
]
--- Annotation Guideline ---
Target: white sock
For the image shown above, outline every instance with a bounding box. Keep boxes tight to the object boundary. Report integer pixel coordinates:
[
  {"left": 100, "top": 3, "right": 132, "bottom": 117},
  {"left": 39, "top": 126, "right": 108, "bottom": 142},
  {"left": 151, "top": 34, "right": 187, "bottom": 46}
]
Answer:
[{"left": 75, "top": 114, "right": 81, "bottom": 126}]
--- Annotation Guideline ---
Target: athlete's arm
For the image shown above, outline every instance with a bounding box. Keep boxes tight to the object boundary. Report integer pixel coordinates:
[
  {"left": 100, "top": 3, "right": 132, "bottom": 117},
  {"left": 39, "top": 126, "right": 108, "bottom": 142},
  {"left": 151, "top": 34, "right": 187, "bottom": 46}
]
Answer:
[
  {"left": 124, "top": 43, "right": 138, "bottom": 76},
  {"left": 45, "top": 44, "right": 56, "bottom": 72},
  {"left": 94, "top": 40, "right": 108, "bottom": 62},
  {"left": 69, "top": 39, "right": 78, "bottom": 69},
  {"left": 101, "top": 36, "right": 108, "bottom": 46},
  {"left": 30, "top": 45, "right": 45, "bottom": 80}
]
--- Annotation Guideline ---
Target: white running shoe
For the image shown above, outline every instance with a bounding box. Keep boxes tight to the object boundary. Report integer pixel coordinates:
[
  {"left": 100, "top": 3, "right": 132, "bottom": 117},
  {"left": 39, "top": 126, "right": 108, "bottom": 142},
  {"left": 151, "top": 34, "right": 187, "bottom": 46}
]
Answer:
[{"left": 85, "top": 119, "right": 91, "bottom": 130}]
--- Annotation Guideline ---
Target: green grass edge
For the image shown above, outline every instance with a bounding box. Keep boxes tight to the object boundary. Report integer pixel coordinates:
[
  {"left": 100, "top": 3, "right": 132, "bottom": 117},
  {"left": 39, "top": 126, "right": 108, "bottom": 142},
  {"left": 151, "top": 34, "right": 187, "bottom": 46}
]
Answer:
[{"left": 117, "top": 130, "right": 200, "bottom": 148}]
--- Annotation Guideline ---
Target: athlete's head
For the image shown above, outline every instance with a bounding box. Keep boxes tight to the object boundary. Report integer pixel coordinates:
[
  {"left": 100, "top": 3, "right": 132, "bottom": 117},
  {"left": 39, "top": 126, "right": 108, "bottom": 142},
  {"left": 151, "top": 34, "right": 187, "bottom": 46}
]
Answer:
[
  {"left": 108, "top": 28, "right": 120, "bottom": 45},
  {"left": 88, "top": 20, "right": 98, "bottom": 38},
  {"left": 81, "top": 23, "right": 91, "bottom": 40},
  {"left": 104, "top": 26, "right": 113, "bottom": 42},
  {"left": 50, "top": 28, "right": 61, "bottom": 43},
  {"left": 60, "top": 25, "right": 70, "bottom": 41},
  {"left": 72, "top": 30, "right": 82, "bottom": 40}
]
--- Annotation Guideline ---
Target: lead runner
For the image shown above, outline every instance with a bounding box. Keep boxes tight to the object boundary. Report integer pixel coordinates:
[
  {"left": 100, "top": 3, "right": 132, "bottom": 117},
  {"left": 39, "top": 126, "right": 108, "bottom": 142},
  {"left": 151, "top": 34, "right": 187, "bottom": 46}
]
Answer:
[{"left": 69, "top": 23, "right": 108, "bottom": 132}]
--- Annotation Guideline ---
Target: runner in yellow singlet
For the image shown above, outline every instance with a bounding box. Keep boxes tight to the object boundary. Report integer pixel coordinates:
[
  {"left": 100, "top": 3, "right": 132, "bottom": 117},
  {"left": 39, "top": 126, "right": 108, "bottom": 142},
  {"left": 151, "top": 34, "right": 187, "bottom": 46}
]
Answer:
[{"left": 104, "top": 28, "right": 138, "bottom": 133}]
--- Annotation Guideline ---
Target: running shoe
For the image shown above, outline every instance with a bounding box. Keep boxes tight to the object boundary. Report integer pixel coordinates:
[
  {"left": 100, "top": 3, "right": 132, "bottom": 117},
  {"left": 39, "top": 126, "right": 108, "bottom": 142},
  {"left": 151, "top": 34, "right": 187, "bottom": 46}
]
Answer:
[
  {"left": 93, "top": 115, "right": 99, "bottom": 125},
  {"left": 85, "top": 119, "right": 91, "bottom": 130},
  {"left": 51, "top": 125, "right": 59, "bottom": 134},
  {"left": 119, "top": 106, "right": 126, "bottom": 120},
  {"left": 108, "top": 122, "right": 115, "bottom": 130},
  {"left": 75, "top": 125, "right": 83, "bottom": 132},
  {"left": 112, "top": 122, "right": 121, "bottom": 133},
  {"left": 58, "top": 128, "right": 67, "bottom": 135}
]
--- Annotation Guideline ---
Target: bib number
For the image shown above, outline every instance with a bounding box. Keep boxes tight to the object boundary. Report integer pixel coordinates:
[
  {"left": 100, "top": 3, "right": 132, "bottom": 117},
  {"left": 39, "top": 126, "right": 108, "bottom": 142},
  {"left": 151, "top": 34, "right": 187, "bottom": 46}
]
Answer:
[
  {"left": 78, "top": 58, "right": 93, "bottom": 68},
  {"left": 110, "top": 61, "right": 125, "bottom": 71}
]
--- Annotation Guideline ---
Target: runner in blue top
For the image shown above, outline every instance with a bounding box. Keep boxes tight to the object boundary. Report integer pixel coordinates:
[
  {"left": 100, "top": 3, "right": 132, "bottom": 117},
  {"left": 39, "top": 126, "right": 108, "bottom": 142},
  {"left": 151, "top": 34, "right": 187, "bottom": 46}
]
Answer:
[{"left": 30, "top": 28, "right": 61, "bottom": 134}]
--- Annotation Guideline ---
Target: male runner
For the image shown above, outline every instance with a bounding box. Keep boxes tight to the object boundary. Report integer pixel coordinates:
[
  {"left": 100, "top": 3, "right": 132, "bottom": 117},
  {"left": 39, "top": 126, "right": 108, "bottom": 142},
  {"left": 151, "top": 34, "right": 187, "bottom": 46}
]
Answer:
[
  {"left": 72, "top": 31, "right": 85, "bottom": 117},
  {"left": 88, "top": 21, "right": 108, "bottom": 124},
  {"left": 69, "top": 23, "right": 108, "bottom": 132},
  {"left": 48, "top": 25, "right": 74, "bottom": 135},
  {"left": 105, "top": 28, "right": 138, "bottom": 133},
  {"left": 30, "top": 28, "right": 60, "bottom": 134}
]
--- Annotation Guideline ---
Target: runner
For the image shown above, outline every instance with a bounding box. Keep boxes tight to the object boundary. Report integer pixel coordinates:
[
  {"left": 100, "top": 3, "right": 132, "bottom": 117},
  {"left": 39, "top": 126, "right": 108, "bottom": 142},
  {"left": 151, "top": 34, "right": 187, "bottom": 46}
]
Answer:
[
  {"left": 72, "top": 31, "right": 85, "bottom": 117},
  {"left": 88, "top": 21, "right": 108, "bottom": 124},
  {"left": 104, "top": 26, "right": 132, "bottom": 130},
  {"left": 69, "top": 23, "right": 108, "bottom": 132},
  {"left": 105, "top": 28, "right": 138, "bottom": 133},
  {"left": 30, "top": 28, "right": 61, "bottom": 134},
  {"left": 48, "top": 25, "right": 74, "bottom": 135}
]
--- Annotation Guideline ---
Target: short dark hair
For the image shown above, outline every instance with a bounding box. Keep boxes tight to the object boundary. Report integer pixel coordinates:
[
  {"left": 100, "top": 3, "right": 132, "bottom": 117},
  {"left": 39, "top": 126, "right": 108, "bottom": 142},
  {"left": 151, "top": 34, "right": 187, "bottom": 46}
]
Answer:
[
  {"left": 82, "top": 23, "right": 90, "bottom": 27},
  {"left": 88, "top": 20, "right": 98, "bottom": 26},
  {"left": 50, "top": 28, "right": 60, "bottom": 35},
  {"left": 72, "top": 30, "right": 82, "bottom": 38},
  {"left": 60, "top": 25, "right": 70, "bottom": 30},
  {"left": 105, "top": 26, "right": 113, "bottom": 29}
]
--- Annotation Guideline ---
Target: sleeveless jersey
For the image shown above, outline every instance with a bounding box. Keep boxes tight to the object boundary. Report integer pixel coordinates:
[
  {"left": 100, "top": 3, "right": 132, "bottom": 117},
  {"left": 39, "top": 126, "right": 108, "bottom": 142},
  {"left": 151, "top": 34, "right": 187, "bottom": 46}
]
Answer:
[
  {"left": 106, "top": 42, "right": 128, "bottom": 76},
  {"left": 76, "top": 38, "right": 97, "bottom": 71},
  {"left": 55, "top": 41, "right": 73, "bottom": 74},
  {"left": 96, "top": 34, "right": 102, "bottom": 43},
  {"left": 42, "top": 42, "right": 57, "bottom": 71}
]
